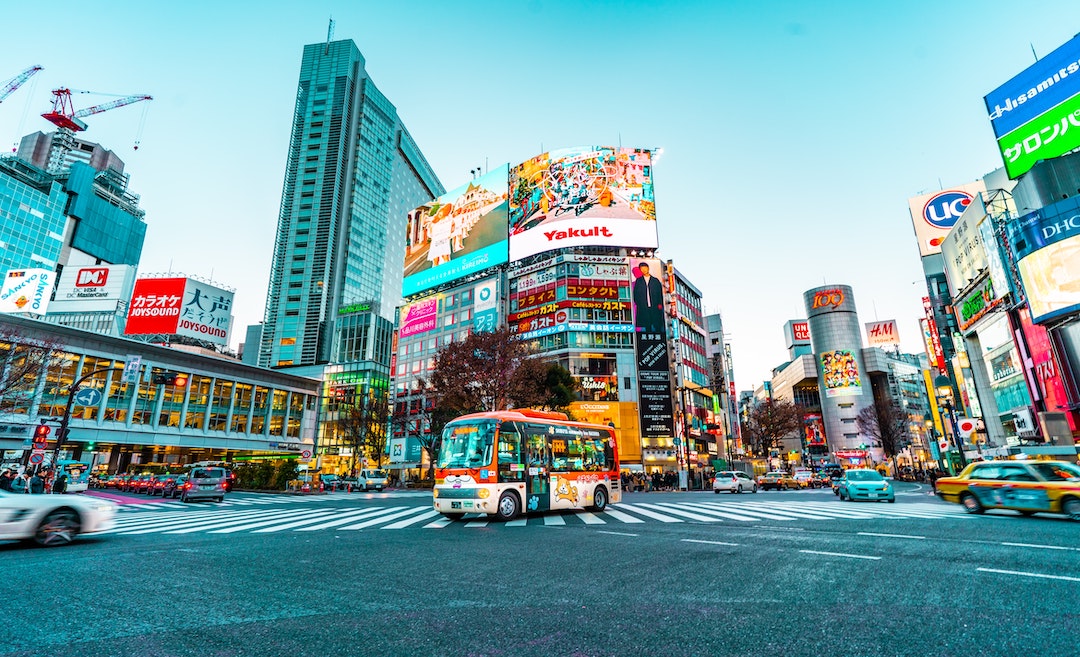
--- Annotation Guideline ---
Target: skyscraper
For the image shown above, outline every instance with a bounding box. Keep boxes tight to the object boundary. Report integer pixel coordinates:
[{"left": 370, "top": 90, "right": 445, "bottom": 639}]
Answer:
[{"left": 260, "top": 39, "right": 443, "bottom": 378}]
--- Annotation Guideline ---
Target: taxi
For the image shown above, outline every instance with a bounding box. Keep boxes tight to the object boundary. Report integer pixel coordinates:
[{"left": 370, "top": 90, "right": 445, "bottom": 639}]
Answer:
[{"left": 934, "top": 459, "right": 1080, "bottom": 520}]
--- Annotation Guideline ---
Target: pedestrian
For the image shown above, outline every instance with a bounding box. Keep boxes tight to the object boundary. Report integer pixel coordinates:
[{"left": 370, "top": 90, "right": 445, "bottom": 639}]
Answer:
[
  {"left": 11, "top": 472, "right": 29, "bottom": 494},
  {"left": 29, "top": 471, "right": 45, "bottom": 494},
  {"left": 53, "top": 474, "right": 68, "bottom": 494},
  {"left": 0, "top": 469, "right": 12, "bottom": 491}
]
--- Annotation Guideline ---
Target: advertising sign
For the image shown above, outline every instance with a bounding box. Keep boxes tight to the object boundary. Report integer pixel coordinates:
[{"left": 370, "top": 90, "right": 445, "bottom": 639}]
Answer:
[
  {"left": 48, "top": 264, "right": 136, "bottom": 313},
  {"left": 473, "top": 279, "right": 498, "bottom": 333},
  {"left": 805, "top": 285, "right": 855, "bottom": 318},
  {"left": 125, "top": 277, "right": 233, "bottom": 345},
  {"left": 399, "top": 297, "right": 438, "bottom": 339},
  {"left": 985, "top": 34, "right": 1080, "bottom": 179},
  {"left": 819, "top": 349, "right": 863, "bottom": 398},
  {"left": 388, "top": 436, "right": 423, "bottom": 465},
  {"left": 1008, "top": 198, "right": 1080, "bottom": 323},
  {"left": 785, "top": 320, "right": 811, "bottom": 347},
  {"left": 629, "top": 258, "right": 667, "bottom": 336},
  {"left": 627, "top": 258, "right": 674, "bottom": 437},
  {"left": 0, "top": 269, "right": 55, "bottom": 315},
  {"left": 922, "top": 297, "right": 947, "bottom": 371},
  {"left": 956, "top": 277, "right": 1003, "bottom": 331},
  {"left": 865, "top": 320, "right": 900, "bottom": 347},
  {"left": 1016, "top": 306, "right": 1076, "bottom": 431},
  {"left": 509, "top": 147, "right": 657, "bottom": 261},
  {"left": 940, "top": 195, "right": 989, "bottom": 296},
  {"left": 907, "top": 181, "right": 986, "bottom": 257},
  {"left": 403, "top": 164, "right": 510, "bottom": 297},
  {"left": 803, "top": 413, "right": 826, "bottom": 445}
]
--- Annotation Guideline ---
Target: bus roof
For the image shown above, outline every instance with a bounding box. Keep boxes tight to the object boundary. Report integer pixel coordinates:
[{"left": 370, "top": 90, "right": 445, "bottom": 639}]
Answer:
[{"left": 449, "top": 409, "right": 615, "bottom": 432}]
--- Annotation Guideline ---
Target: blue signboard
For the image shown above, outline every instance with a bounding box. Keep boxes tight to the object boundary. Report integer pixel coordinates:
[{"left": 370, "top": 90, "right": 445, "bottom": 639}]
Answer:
[
  {"left": 1007, "top": 196, "right": 1080, "bottom": 323},
  {"left": 985, "top": 33, "right": 1080, "bottom": 138}
]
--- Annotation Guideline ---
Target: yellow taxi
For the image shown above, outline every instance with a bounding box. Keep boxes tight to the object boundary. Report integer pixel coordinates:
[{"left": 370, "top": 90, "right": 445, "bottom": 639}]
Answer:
[{"left": 934, "top": 459, "right": 1080, "bottom": 520}]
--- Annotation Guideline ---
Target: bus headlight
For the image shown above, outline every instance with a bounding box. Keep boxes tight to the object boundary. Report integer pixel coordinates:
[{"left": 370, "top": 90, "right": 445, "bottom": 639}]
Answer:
[
  {"left": 477, "top": 489, "right": 490, "bottom": 499},
  {"left": 432, "top": 489, "right": 439, "bottom": 498}
]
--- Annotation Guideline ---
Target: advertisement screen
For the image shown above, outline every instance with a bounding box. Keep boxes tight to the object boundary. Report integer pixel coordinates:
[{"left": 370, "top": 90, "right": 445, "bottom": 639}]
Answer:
[
  {"left": 509, "top": 147, "right": 656, "bottom": 261},
  {"left": 403, "top": 164, "right": 509, "bottom": 297},
  {"left": 399, "top": 297, "right": 438, "bottom": 338},
  {"left": 1009, "top": 199, "right": 1080, "bottom": 323},
  {"left": 907, "top": 181, "right": 986, "bottom": 257},
  {"left": 819, "top": 349, "right": 863, "bottom": 398},
  {"left": 628, "top": 257, "right": 674, "bottom": 437},
  {"left": 628, "top": 258, "right": 667, "bottom": 336},
  {"left": 0, "top": 269, "right": 55, "bottom": 315},
  {"left": 985, "top": 34, "right": 1080, "bottom": 179}
]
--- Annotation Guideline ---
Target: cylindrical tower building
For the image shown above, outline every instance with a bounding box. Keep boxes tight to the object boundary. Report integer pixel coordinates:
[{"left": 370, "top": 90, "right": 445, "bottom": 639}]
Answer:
[{"left": 803, "top": 285, "right": 877, "bottom": 467}]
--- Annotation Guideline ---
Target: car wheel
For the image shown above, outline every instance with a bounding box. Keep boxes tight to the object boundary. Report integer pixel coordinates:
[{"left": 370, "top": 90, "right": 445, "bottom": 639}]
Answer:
[
  {"left": 887, "top": 498, "right": 895, "bottom": 504},
  {"left": 180, "top": 493, "right": 188, "bottom": 503},
  {"left": 1018, "top": 510, "right": 1036, "bottom": 517},
  {"left": 839, "top": 489, "right": 848, "bottom": 501},
  {"left": 752, "top": 485, "right": 757, "bottom": 493},
  {"left": 495, "top": 491, "right": 520, "bottom": 521},
  {"left": 713, "top": 489, "right": 720, "bottom": 494},
  {"left": 591, "top": 486, "right": 608, "bottom": 512},
  {"left": 1062, "top": 497, "right": 1080, "bottom": 521},
  {"left": 34, "top": 508, "right": 81, "bottom": 547},
  {"left": 734, "top": 484, "right": 742, "bottom": 494},
  {"left": 960, "top": 493, "right": 984, "bottom": 514}
]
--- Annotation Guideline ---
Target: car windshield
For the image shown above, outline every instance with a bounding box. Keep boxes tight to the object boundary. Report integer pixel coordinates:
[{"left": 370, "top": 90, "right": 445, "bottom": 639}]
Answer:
[
  {"left": 1030, "top": 462, "right": 1080, "bottom": 481},
  {"left": 370, "top": 470, "right": 387, "bottom": 478},
  {"left": 846, "top": 471, "right": 883, "bottom": 482},
  {"left": 437, "top": 420, "right": 496, "bottom": 468}
]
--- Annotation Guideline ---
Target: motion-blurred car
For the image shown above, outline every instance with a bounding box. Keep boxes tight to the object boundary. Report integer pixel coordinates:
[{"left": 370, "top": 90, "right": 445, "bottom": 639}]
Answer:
[
  {"left": 0, "top": 489, "right": 117, "bottom": 546},
  {"left": 792, "top": 470, "right": 819, "bottom": 488},
  {"left": 835, "top": 469, "right": 894, "bottom": 502},
  {"left": 757, "top": 471, "right": 798, "bottom": 491},
  {"left": 163, "top": 475, "right": 187, "bottom": 499},
  {"left": 935, "top": 459, "right": 1080, "bottom": 520},
  {"left": 713, "top": 471, "right": 757, "bottom": 494}
]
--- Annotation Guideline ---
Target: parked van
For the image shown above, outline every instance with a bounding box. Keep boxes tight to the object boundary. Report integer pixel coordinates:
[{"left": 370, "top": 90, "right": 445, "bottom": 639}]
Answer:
[{"left": 178, "top": 466, "right": 229, "bottom": 503}]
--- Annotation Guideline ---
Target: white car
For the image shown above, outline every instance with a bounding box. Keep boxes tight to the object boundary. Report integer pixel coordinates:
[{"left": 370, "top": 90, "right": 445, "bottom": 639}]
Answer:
[
  {"left": 0, "top": 490, "right": 117, "bottom": 547},
  {"left": 713, "top": 471, "right": 758, "bottom": 494},
  {"left": 356, "top": 469, "right": 389, "bottom": 492}
]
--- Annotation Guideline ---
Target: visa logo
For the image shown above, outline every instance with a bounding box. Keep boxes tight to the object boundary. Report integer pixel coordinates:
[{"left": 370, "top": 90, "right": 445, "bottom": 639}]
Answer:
[{"left": 75, "top": 267, "right": 109, "bottom": 287}]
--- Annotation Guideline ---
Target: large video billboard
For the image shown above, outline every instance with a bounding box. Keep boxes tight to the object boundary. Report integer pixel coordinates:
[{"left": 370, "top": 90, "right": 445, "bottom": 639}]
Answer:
[
  {"left": 1008, "top": 197, "right": 1080, "bottom": 323},
  {"left": 907, "top": 181, "right": 986, "bottom": 257},
  {"left": 509, "top": 147, "right": 656, "bottom": 261},
  {"left": 629, "top": 257, "right": 674, "bottom": 438},
  {"left": 125, "top": 277, "right": 234, "bottom": 345},
  {"left": 985, "top": 34, "right": 1080, "bottom": 179},
  {"left": 403, "top": 164, "right": 509, "bottom": 297}
]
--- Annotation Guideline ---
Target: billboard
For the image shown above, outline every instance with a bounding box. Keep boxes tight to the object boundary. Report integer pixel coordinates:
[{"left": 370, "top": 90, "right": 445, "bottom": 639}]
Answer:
[
  {"left": 907, "top": 181, "right": 986, "bottom": 257},
  {"left": 0, "top": 269, "right": 55, "bottom": 315},
  {"left": 403, "top": 164, "right": 509, "bottom": 297},
  {"left": 48, "top": 264, "right": 136, "bottom": 313},
  {"left": 509, "top": 147, "right": 656, "bottom": 261},
  {"left": 865, "top": 320, "right": 900, "bottom": 347},
  {"left": 399, "top": 297, "right": 438, "bottom": 339},
  {"left": 473, "top": 278, "right": 499, "bottom": 333},
  {"left": 1008, "top": 198, "right": 1080, "bottom": 323},
  {"left": 629, "top": 258, "right": 674, "bottom": 438},
  {"left": 125, "top": 277, "right": 234, "bottom": 345},
  {"left": 819, "top": 349, "right": 863, "bottom": 398},
  {"left": 985, "top": 34, "right": 1080, "bottom": 179},
  {"left": 785, "top": 320, "right": 811, "bottom": 347}
]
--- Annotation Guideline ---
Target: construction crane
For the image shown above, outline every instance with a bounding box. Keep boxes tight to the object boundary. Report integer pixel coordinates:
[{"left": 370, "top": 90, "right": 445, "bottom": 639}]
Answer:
[
  {"left": 41, "top": 88, "right": 152, "bottom": 132},
  {"left": 39, "top": 87, "right": 152, "bottom": 173},
  {"left": 0, "top": 65, "right": 43, "bottom": 104}
]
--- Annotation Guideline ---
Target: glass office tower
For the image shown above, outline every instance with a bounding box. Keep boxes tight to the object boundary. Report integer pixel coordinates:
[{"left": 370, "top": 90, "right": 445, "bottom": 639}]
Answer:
[{"left": 260, "top": 39, "right": 443, "bottom": 374}]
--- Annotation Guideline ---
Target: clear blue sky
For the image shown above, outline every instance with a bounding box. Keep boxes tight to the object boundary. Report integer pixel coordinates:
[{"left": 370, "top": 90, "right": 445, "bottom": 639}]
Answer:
[{"left": 2, "top": 1, "right": 1077, "bottom": 389}]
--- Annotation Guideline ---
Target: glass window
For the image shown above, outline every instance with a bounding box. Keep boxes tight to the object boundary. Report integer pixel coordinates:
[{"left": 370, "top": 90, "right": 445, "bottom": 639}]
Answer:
[
  {"left": 232, "top": 383, "right": 253, "bottom": 433},
  {"left": 251, "top": 386, "right": 270, "bottom": 434}
]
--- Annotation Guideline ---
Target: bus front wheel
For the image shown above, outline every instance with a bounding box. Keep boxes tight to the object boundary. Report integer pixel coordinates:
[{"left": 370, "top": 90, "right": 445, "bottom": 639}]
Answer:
[
  {"left": 495, "top": 492, "right": 520, "bottom": 521},
  {"left": 590, "top": 486, "right": 608, "bottom": 512}
]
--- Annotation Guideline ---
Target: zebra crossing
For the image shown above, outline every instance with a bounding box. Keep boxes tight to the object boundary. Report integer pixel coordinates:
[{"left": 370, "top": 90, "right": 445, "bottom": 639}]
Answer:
[
  {"left": 112, "top": 491, "right": 430, "bottom": 512},
  {"left": 100, "top": 498, "right": 971, "bottom": 536}
]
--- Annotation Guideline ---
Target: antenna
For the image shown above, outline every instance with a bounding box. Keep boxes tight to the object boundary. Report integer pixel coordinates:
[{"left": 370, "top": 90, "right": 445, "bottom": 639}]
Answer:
[
  {"left": 1031, "top": 42, "right": 1039, "bottom": 62},
  {"left": 325, "top": 17, "right": 335, "bottom": 55}
]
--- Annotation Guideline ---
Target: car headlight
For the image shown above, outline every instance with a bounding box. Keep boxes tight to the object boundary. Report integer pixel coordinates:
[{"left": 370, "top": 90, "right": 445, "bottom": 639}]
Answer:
[{"left": 477, "top": 489, "right": 490, "bottom": 499}]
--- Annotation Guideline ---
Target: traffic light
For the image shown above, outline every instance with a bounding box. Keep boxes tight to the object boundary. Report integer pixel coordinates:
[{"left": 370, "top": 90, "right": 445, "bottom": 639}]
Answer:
[
  {"left": 152, "top": 372, "right": 189, "bottom": 387},
  {"left": 34, "top": 423, "right": 51, "bottom": 441}
]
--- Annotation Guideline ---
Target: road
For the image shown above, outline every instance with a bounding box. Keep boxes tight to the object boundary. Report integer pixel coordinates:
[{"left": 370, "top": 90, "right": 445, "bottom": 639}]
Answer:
[{"left": 3, "top": 482, "right": 1077, "bottom": 657}]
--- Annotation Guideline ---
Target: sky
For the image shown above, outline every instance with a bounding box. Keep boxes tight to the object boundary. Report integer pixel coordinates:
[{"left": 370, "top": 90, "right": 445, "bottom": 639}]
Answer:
[{"left": 2, "top": 0, "right": 1077, "bottom": 390}]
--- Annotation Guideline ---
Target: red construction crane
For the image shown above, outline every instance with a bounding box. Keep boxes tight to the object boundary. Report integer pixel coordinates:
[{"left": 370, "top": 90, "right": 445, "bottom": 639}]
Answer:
[
  {"left": 0, "top": 65, "right": 43, "bottom": 104},
  {"left": 41, "top": 88, "right": 152, "bottom": 132}
]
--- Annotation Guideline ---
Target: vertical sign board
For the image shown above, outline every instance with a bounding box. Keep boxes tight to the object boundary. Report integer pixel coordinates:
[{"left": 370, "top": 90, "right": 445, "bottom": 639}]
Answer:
[
  {"left": 473, "top": 278, "right": 498, "bottom": 333},
  {"left": 628, "top": 258, "right": 674, "bottom": 438},
  {"left": 922, "top": 296, "right": 947, "bottom": 371}
]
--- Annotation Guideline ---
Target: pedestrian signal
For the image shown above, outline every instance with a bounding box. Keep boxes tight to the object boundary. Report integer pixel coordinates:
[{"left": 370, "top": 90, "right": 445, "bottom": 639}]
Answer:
[
  {"left": 152, "top": 372, "right": 189, "bottom": 387},
  {"left": 34, "top": 423, "right": 51, "bottom": 440}
]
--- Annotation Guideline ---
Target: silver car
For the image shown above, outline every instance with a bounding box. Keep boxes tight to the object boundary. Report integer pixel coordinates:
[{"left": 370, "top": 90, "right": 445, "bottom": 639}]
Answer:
[
  {"left": 178, "top": 467, "right": 229, "bottom": 503},
  {"left": 713, "top": 471, "right": 757, "bottom": 494}
]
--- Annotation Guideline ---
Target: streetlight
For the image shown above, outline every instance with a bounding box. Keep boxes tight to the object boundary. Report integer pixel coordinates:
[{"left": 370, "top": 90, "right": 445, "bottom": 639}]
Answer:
[{"left": 933, "top": 375, "right": 968, "bottom": 472}]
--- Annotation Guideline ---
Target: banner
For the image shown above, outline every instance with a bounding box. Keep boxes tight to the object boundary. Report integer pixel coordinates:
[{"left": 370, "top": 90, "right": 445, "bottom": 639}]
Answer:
[
  {"left": 819, "top": 349, "right": 863, "bottom": 398},
  {"left": 399, "top": 297, "right": 438, "bottom": 338},
  {"left": 0, "top": 269, "right": 54, "bottom": 315}
]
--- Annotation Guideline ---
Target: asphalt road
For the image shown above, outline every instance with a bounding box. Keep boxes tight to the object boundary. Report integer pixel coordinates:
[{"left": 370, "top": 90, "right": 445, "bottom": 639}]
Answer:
[{"left": 3, "top": 482, "right": 1077, "bottom": 657}]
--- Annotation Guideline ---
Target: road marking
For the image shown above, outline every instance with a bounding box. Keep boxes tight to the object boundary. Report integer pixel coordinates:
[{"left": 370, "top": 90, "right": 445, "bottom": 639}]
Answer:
[
  {"left": 505, "top": 518, "right": 528, "bottom": 527},
  {"left": 380, "top": 509, "right": 441, "bottom": 530},
  {"left": 633, "top": 502, "right": 721, "bottom": 522},
  {"left": 294, "top": 506, "right": 405, "bottom": 531},
  {"left": 799, "top": 549, "right": 881, "bottom": 560},
  {"left": 338, "top": 507, "right": 430, "bottom": 530},
  {"left": 600, "top": 507, "right": 645, "bottom": 523},
  {"left": 1001, "top": 542, "right": 1080, "bottom": 552},
  {"left": 615, "top": 503, "right": 684, "bottom": 523},
  {"left": 597, "top": 530, "right": 638, "bottom": 537},
  {"left": 753, "top": 525, "right": 804, "bottom": 531},
  {"left": 255, "top": 508, "right": 379, "bottom": 532},
  {"left": 858, "top": 532, "right": 926, "bottom": 540},
  {"left": 211, "top": 509, "right": 338, "bottom": 534},
  {"left": 682, "top": 539, "right": 739, "bottom": 546},
  {"left": 574, "top": 512, "right": 605, "bottom": 525},
  {"left": 544, "top": 514, "right": 566, "bottom": 526},
  {"left": 977, "top": 568, "right": 1080, "bottom": 582}
]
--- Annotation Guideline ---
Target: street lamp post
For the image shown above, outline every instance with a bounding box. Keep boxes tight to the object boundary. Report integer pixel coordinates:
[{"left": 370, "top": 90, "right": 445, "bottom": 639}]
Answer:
[{"left": 934, "top": 375, "right": 968, "bottom": 472}]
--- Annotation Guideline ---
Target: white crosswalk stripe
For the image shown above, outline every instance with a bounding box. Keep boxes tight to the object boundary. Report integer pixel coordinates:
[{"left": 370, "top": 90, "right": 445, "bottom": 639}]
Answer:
[{"left": 98, "top": 498, "right": 971, "bottom": 535}]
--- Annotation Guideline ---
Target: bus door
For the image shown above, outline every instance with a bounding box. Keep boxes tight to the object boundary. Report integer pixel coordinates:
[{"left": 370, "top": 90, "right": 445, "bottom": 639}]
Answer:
[
  {"left": 495, "top": 420, "right": 525, "bottom": 487},
  {"left": 522, "top": 424, "right": 551, "bottom": 513},
  {"left": 547, "top": 432, "right": 584, "bottom": 511}
]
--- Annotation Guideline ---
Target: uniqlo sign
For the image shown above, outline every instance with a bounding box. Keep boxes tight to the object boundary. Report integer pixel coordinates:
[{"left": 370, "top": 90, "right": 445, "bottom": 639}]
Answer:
[
  {"left": 75, "top": 268, "right": 109, "bottom": 287},
  {"left": 124, "top": 278, "right": 186, "bottom": 335}
]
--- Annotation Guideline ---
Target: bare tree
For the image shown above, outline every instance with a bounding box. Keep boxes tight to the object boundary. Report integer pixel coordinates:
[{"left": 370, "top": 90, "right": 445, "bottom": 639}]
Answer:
[
  {"left": 856, "top": 397, "right": 909, "bottom": 474},
  {"left": 0, "top": 328, "right": 64, "bottom": 413},
  {"left": 740, "top": 398, "right": 804, "bottom": 458},
  {"left": 335, "top": 387, "right": 390, "bottom": 475}
]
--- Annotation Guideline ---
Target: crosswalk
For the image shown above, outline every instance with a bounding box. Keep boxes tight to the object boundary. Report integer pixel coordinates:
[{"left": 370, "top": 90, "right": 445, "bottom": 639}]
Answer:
[
  {"left": 99, "top": 498, "right": 971, "bottom": 536},
  {"left": 111, "top": 491, "right": 430, "bottom": 512}
]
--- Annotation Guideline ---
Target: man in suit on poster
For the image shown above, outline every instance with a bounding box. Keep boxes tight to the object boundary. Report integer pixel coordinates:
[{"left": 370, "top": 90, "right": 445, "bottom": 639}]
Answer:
[{"left": 632, "top": 262, "right": 666, "bottom": 335}]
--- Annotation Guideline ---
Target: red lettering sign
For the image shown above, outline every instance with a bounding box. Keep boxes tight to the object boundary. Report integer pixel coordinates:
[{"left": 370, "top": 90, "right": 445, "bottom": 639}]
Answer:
[{"left": 811, "top": 289, "right": 845, "bottom": 310}]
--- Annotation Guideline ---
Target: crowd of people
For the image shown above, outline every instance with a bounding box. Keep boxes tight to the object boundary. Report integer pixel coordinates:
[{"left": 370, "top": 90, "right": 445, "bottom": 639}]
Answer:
[
  {"left": 620, "top": 470, "right": 715, "bottom": 492},
  {"left": 0, "top": 468, "right": 68, "bottom": 495}
]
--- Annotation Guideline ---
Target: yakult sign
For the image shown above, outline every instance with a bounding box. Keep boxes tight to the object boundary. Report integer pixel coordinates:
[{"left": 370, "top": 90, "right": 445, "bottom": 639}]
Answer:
[
  {"left": 125, "top": 277, "right": 234, "bottom": 345},
  {"left": 0, "top": 269, "right": 55, "bottom": 315}
]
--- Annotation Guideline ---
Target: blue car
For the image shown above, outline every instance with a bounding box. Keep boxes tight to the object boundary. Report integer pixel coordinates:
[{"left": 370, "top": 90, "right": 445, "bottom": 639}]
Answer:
[{"left": 836, "top": 469, "right": 895, "bottom": 503}]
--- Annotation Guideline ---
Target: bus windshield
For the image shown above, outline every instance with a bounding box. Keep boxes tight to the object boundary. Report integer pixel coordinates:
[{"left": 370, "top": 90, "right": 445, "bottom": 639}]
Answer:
[{"left": 438, "top": 420, "right": 497, "bottom": 469}]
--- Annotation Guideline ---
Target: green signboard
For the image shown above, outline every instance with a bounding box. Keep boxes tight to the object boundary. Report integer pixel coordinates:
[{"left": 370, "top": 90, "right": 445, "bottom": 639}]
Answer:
[{"left": 995, "top": 91, "right": 1080, "bottom": 179}]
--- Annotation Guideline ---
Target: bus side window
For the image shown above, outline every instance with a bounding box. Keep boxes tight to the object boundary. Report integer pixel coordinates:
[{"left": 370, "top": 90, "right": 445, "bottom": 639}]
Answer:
[
  {"left": 549, "top": 436, "right": 569, "bottom": 470},
  {"left": 497, "top": 422, "right": 522, "bottom": 464},
  {"left": 525, "top": 424, "right": 550, "bottom": 467}
]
